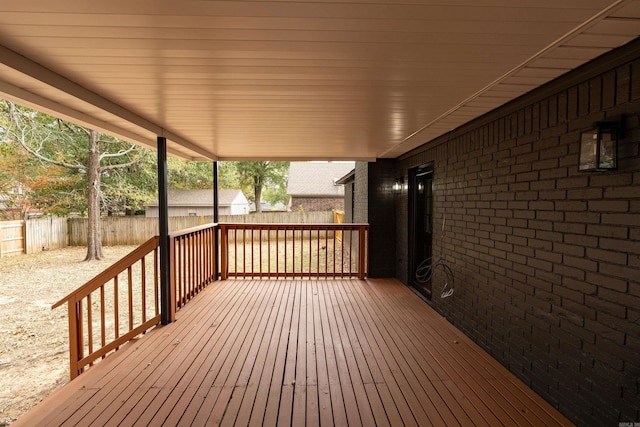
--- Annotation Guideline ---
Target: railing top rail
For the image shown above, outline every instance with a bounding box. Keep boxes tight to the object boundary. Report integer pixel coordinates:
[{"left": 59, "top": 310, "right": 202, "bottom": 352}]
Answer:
[
  {"left": 52, "top": 235, "right": 159, "bottom": 309},
  {"left": 168, "top": 222, "right": 218, "bottom": 238},
  {"left": 218, "top": 223, "right": 369, "bottom": 229}
]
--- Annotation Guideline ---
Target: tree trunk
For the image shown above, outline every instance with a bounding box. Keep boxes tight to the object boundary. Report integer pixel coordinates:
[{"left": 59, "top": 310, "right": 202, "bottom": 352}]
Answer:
[
  {"left": 254, "top": 185, "right": 263, "bottom": 213},
  {"left": 85, "top": 130, "right": 104, "bottom": 261}
]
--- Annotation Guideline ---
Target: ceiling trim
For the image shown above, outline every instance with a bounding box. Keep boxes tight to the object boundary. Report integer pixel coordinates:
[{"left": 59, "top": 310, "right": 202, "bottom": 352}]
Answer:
[
  {"left": 0, "top": 44, "right": 217, "bottom": 160},
  {"left": 380, "top": 0, "right": 632, "bottom": 158}
]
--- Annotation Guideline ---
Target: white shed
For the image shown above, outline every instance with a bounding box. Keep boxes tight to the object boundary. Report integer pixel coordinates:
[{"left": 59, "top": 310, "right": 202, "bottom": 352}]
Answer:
[{"left": 145, "top": 189, "right": 249, "bottom": 217}]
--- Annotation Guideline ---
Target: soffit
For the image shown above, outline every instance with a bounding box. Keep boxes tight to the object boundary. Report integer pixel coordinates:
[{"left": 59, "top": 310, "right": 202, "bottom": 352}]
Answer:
[{"left": 0, "top": 1, "right": 638, "bottom": 160}]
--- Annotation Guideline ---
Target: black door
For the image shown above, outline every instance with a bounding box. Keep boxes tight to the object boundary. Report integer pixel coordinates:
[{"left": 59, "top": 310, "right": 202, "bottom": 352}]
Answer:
[{"left": 409, "top": 165, "right": 434, "bottom": 299}]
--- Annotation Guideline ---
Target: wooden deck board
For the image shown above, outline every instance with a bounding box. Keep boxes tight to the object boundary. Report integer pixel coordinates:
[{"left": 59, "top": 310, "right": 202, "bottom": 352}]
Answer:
[{"left": 14, "top": 279, "right": 574, "bottom": 427}]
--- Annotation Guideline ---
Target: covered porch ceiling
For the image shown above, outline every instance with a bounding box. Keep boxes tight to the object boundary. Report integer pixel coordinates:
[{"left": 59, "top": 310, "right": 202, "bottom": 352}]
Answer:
[{"left": 0, "top": 1, "right": 639, "bottom": 161}]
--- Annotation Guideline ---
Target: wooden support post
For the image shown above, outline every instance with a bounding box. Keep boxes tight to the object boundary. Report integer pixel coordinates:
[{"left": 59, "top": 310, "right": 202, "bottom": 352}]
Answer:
[
  {"left": 213, "top": 161, "right": 219, "bottom": 280},
  {"left": 220, "top": 225, "right": 228, "bottom": 280},
  {"left": 157, "top": 136, "right": 173, "bottom": 324},
  {"left": 358, "top": 226, "right": 366, "bottom": 280}
]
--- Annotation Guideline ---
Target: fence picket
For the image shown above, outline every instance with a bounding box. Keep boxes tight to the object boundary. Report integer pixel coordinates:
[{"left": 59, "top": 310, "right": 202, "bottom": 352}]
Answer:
[{"left": 1, "top": 212, "right": 336, "bottom": 255}]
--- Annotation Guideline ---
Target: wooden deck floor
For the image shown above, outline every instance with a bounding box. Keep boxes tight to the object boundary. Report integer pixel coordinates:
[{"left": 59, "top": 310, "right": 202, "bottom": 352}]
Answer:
[{"left": 15, "top": 279, "right": 573, "bottom": 426}]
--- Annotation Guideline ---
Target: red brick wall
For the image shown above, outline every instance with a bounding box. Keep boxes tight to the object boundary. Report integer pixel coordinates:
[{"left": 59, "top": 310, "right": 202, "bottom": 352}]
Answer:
[
  {"left": 290, "top": 197, "right": 344, "bottom": 212},
  {"left": 394, "top": 41, "right": 640, "bottom": 424}
]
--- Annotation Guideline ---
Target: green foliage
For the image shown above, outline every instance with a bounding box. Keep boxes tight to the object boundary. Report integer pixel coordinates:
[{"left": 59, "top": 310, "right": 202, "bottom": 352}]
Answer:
[
  {"left": 262, "top": 184, "right": 289, "bottom": 207},
  {"left": 0, "top": 100, "right": 154, "bottom": 216},
  {"left": 168, "top": 158, "right": 212, "bottom": 189},
  {"left": 102, "top": 152, "right": 157, "bottom": 215},
  {"left": 1, "top": 100, "right": 291, "bottom": 219}
]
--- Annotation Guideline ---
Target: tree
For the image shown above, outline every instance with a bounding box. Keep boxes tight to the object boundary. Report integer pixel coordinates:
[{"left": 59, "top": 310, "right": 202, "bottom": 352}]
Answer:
[
  {"left": 102, "top": 150, "right": 157, "bottom": 216},
  {"left": 0, "top": 138, "right": 49, "bottom": 219},
  {"left": 262, "top": 179, "right": 290, "bottom": 207},
  {"left": 2, "top": 101, "right": 147, "bottom": 260},
  {"left": 233, "top": 161, "right": 289, "bottom": 212},
  {"left": 168, "top": 159, "right": 239, "bottom": 190}
]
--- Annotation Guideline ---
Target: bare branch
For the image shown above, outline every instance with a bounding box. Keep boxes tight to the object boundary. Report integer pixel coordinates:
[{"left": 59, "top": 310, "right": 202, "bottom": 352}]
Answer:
[
  {"left": 100, "top": 143, "right": 138, "bottom": 160},
  {"left": 100, "top": 159, "right": 139, "bottom": 171},
  {"left": 6, "top": 102, "right": 85, "bottom": 170}
]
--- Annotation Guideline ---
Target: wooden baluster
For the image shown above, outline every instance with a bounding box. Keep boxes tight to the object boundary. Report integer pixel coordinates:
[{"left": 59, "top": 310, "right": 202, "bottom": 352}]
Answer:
[
  {"left": 275, "top": 228, "right": 279, "bottom": 278},
  {"left": 220, "top": 226, "right": 228, "bottom": 280},
  {"left": 128, "top": 266, "right": 133, "bottom": 331},
  {"left": 114, "top": 276, "right": 119, "bottom": 347},
  {"left": 154, "top": 245, "right": 160, "bottom": 316},
  {"left": 100, "top": 286, "right": 106, "bottom": 351},
  {"left": 141, "top": 256, "right": 147, "bottom": 323},
  {"left": 250, "top": 228, "right": 254, "bottom": 276},
  {"left": 68, "top": 301, "right": 80, "bottom": 379},
  {"left": 87, "top": 294, "right": 93, "bottom": 366},
  {"left": 234, "top": 228, "right": 238, "bottom": 277},
  {"left": 169, "top": 237, "right": 176, "bottom": 322},
  {"left": 259, "top": 228, "right": 263, "bottom": 277}
]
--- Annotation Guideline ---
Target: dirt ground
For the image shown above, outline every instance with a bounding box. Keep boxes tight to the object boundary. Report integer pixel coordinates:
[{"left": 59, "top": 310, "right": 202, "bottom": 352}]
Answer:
[{"left": 0, "top": 245, "right": 137, "bottom": 426}]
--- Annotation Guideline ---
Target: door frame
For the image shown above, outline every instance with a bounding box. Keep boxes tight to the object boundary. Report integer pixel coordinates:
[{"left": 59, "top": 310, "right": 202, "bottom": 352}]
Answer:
[{"left": 408, "top": 163, "right": 434, "bottom": 300}]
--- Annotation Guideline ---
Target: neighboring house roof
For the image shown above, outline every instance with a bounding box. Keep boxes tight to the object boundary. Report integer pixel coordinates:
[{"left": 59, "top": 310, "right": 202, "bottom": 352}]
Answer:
[
  {"left": 146, "top": 189, "right": 248, "bottom": 207},
  {"left": 335, "top": 169, "right": 355, "bottom": 185},
  {"left": 287, "top": 162, "right": 355, "bottom": 197}
]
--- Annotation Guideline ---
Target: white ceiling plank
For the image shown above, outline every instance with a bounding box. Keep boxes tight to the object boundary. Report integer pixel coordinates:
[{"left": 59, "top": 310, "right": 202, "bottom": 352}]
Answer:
[{"left": 0, "top": 0, "right": 636, "bottom": 160}]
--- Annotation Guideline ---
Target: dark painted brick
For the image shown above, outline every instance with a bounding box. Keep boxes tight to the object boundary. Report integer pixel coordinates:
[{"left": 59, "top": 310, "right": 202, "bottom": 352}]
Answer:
[
  {"left": 585, "top": 318, "right": 626, "bottom": 345},
  {"left": 555, "top": 200, "right": 587, "bottom": 211},
  {"left": 602, "top": 70, "right": 616, "bottom": 109},
  {"left": 596, "top": 290, "right": 633, "bottom": 315},
  {"left": 539, "top": 167, "right": 568, "bottom": 180},
  {"left": 587, "top": 224, "right": 629, "bottom": 239},
  {"left": 565, "top": 211, "right": 601, "bottom": 224},
  {"left": 617, "top": 64, "right": 631, "bottom": 104},
  {"left": 554, "top": 222, "right": 586, "bottom": 235},
  {"left": 554, "top": 242, "right": 585, "bottom": 257},
  {"left": 587, "top": 247, "right": 628, "bottom": 265},
  {"left": 553, "top": 264, "right": 586, "bottom": 281},
  {"left": 602, "top": 213, "right": 640, "bottom": 226},
  {"left": 588, "top": 200, "right": 629, "bottom": 212},
  {"left": 590, "top": 173, "right": 633, "bottom": 187},
  {"left": 563, "top": 255, "right": 598, "bottom": 272},
  {"left": 556, "top": 176, "right": 589, "bottom": 189},
  {"left": 566, "top": 187, "right": 603, "bottom": 200},
  {"left": 604, "top": 186, "right": 640, "bottom": 198},
  {"left": 562, "top": 277, "right": 597, "bottom": 295},
  {"left": 538, "top": 190, "right": 567, "bottom": 200},
  {"left": 559, "top": 318, "right": 595, "bottom": 344},
  {"left": 536, "top": 210, "right": 564, "bottom": 222},
  {"left": 394, "top": 44, "right": 640, "bottom": 426}
]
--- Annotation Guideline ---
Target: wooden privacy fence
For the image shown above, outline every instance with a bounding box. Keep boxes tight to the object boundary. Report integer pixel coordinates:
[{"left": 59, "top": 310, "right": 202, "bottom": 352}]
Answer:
[
  {"left": 26, "top": 217, "right": 68, "bottom": 253},
  {"left": 69, "top": 211, "right": 335, "bottom": 246},
  {"left": 68, "top": 216, "right": 207, "bottom": 246},
  {"left": 0, "top": 217, "right": 68, "bottom": 256},
  {"left": 0, "top": 220, "right": 24, "bottom": 257}
]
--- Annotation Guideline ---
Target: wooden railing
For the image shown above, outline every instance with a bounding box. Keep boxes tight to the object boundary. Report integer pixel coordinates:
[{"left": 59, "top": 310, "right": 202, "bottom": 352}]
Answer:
[
  {"left": 169, "top": 223, "right": 217, "bottom": 313},
  {"left": 52, "top": 236, "right": 161, "bottom": 380},
  {"left": 53, "top": 223, "right": 218, "bottom": 379},
  {"left": 54, "top": 222, "right": 367, "bottom": 379},
  {"left": 219, "top": 223, "right": 369, "bottom": 279}
]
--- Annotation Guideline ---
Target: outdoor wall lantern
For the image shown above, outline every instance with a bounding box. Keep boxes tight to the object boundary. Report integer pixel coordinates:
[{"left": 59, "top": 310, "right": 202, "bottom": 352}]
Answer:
[
  {"left": 393, "top": 177, "right": 404, "bottom": 193},
  {"left": 579, "top": 120, "right": 620, "bottom": 172}
]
